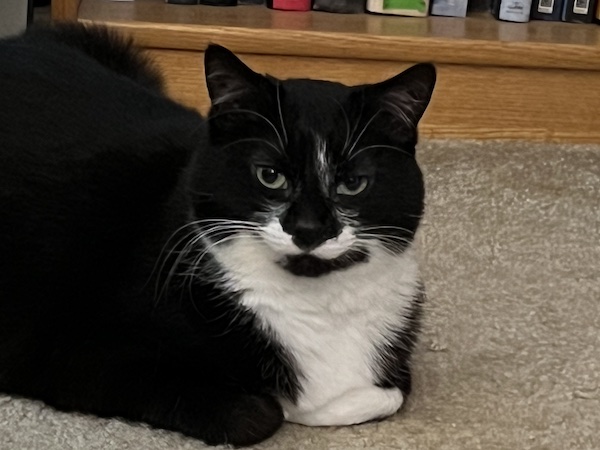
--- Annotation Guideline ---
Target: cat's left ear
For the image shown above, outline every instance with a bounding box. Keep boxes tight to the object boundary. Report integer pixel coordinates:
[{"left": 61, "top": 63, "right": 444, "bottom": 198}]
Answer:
[
  {"left": 204, "top": 44, "right": 268, "bottom": 111},
  {"left": 368, "top": 63, "right": 436, "bottom": 128}
]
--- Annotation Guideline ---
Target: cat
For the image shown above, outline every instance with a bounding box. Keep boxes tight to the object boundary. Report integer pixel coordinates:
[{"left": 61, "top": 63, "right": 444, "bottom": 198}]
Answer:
[{"left": 0, "top": 24, "right": 435, "bottom": 447}]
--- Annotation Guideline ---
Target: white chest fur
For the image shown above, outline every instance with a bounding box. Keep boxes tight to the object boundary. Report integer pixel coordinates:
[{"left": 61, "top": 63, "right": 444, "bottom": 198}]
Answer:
[{"left": 211, "top": 237, "right": 420, "bottom": 426}]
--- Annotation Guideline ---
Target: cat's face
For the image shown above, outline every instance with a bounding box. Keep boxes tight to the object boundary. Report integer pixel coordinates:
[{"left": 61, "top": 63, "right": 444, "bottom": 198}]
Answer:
[{"left": 192, "top": 46, "right": 435, "bottom": 277}]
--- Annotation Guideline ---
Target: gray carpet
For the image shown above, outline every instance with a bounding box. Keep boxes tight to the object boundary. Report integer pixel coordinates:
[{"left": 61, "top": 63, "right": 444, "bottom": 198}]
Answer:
[{"left": 1, "top": 140, "right": 598, "bottom": 449}]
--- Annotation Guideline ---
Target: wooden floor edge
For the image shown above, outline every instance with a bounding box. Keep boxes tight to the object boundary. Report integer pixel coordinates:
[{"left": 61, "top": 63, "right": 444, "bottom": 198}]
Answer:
[
  {"left": 419, "top": 127, "right": 600, "bottom": 144},
  {"left": 79, "top": 19, "right": 600, "bottom": 72}
]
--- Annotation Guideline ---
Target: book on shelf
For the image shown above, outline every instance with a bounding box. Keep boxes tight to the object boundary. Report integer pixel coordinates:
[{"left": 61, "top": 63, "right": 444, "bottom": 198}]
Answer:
[
  {"left": 530, "top": 0, "right": 564, "bottom": 19},
  {"left": 267, "top": 0, "right": 312, "bottom": 10},
  {"left": 313, "top": 0, "right": 365, "bottom": 12},
  {"left": 492, "top": 0, "right": 533, "bottom": 21},
  {"left": 166, "top": 0, "right": 237, "bottom": 4},
  {"left": 562, "top": 0, "right": 597, "bottom": 22},
  {"left": 366, "top": 0, "right": 430, "bottom": 16},
  {"left": 431, "top": 0, "right": 468, "bottom": 16}
]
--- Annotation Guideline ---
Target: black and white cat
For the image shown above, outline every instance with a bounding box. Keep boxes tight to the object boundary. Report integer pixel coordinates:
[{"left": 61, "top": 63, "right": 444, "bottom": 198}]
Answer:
[{"left": 0, "top": 24, "right": 435, "bottom": 447}]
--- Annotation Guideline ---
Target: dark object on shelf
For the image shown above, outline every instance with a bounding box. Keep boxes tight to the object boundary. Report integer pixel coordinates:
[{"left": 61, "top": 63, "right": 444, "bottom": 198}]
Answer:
[
  {"left": 202, "top": 0, "right": 237, "bottom": 4},
  {"left": 467, "top": 0, "right": 492, "bottom": 11},
  {"left": 492, "top": 0, "right": 532, "bottom": 21},
  {"left": 313, "top": 0, "right": 365, "bottom": 13},
  {"left": 562, "top": 0, "right": 597, "bottom": 21},
  {"left": 530, "top": 0, "right": 564, "bottom": 20},
  {"left": 267, "top": 0, "right": 312, "bottom": 10},
  {"left": 28, "top": 0, "right": 34, "bottom": 24},
  {"left": 167, "top": 0, "right": 238, "bottom": 4}
]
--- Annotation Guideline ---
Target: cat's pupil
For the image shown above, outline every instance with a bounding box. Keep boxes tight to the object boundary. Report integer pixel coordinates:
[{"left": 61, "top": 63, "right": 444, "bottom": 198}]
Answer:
[
  {"left": 261, "top": 168, "right": 279, "bottom": 184},
  {"left": 345, "top": 177, "right": 360, "bottom": 189}
]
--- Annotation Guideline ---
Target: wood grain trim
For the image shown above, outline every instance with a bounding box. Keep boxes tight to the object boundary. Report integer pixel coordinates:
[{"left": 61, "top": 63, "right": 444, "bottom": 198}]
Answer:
[
  {"left": 51, "top": 0, "right": 82, "bottom": 21},
  {"left": 83, "top": 20, "right": 600, "bottom": 72},
  {"left": 147, "top": 49, "right": 600, "bottom": 143}
]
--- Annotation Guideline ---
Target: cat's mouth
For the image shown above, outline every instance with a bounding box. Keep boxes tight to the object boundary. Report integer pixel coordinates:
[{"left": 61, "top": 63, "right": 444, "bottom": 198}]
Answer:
[{"left": 279, "top": 249, "right": 369, "bottom": 278}]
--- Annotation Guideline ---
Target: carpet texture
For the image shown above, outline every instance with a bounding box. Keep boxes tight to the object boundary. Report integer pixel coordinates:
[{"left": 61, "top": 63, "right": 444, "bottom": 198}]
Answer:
[{"left": 1, "top": 139, "right": 598, "bottom": 450}]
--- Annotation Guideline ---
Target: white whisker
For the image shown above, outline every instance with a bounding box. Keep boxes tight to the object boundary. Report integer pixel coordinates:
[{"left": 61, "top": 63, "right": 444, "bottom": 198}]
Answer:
[
  {"left": 358, "top": 225, "right": 415, "bottom": 235},
  {"left": 276, "top": 82, "right": 288, "bottom": 146},
  {"left": 211, "top": 109, "right": 285, "bottom": 153},
  {"left": 152, "top": 219, "right": 262, "bottom": 305},
  {"left": 348, "top": 144, "right": 413, "bottom": 161},
  {"left": 345, "top": 110, "right": 382, "bottom": 158},
  {"left": 357, "top": 233, "right": 411, "bottom": 256},
  {"left": 218, "top": 137, "right": 282, "bottom": 155},
  {"left": 332, "top": 97, "right": 351, "bottom": 152},
  {"left": 150, "top": 222, "right": 204, "bottom": 299},
  {"left": 155, "top": 234, "right": 203, "bottom": 304}
]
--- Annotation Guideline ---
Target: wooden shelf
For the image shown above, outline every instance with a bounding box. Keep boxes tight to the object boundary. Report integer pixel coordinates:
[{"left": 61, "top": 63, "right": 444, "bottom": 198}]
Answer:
[
  {"left": 78, "top": 0, "right": 600, "bottom": 71},
  {"left": 54, "top": 0, "right": 600, "bottom": 142}
]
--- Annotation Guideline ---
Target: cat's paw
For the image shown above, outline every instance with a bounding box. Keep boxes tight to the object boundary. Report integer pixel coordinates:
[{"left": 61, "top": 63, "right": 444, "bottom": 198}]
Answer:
[
  {"left": 166, "top": 392, "right": 284, "bottom": 447},
  {"left": 220, "top": 394, "right": 284, "bottom": 447},
  {"left": 283, "top": 386, "right": 403, "bottom": 427}
]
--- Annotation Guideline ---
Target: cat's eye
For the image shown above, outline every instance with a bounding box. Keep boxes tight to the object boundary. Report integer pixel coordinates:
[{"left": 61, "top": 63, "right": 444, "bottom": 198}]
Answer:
[
  {"left": 337, "top": 176, "right": 368, "bottom": 196},
  {"left": 256, "top": 167, "right": 288, "bottom": 190}
]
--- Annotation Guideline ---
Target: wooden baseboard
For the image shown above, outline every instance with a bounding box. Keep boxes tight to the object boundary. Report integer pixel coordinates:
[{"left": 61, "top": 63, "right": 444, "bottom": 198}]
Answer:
[
  {"left": 51, "top": 0, "right": 81, "bottom": 21},
  {"left": 148, "top": 49, "right": 600, "bottom": 143}
]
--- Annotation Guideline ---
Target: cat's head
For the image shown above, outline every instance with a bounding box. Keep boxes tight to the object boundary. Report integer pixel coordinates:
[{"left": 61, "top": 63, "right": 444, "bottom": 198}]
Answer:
[{"left": 192, "top": 45, "right": 435, "bottom": 278}]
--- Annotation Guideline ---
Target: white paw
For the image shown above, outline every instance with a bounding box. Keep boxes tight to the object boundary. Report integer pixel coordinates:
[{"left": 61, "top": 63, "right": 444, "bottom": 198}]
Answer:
[{"left": 284, "top": 387, "right": 403, "bottom": 427}]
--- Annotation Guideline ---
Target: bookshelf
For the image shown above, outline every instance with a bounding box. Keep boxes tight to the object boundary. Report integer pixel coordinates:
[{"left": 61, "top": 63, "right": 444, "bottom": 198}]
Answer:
[{"left": 53, "top": 0, "right": 600, "bottom": 142}]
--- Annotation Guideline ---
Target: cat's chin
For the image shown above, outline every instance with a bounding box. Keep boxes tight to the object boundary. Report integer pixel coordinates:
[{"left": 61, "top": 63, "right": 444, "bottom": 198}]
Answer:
[{"left": 278, "top": 250, "right": 368, "bottom": 278}]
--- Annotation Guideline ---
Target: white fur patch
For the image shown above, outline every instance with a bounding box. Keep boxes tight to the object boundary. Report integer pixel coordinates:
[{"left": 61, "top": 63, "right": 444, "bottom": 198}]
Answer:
[
  {"left": 261, "top": 220, "right": 356, "bottom": 260},
  {"left": 283, "top": 386, "right": 403, "bottom": 426},
  {"left": 209, "top": 228, "right": 420, "bottom": 426},
  {"left": 310, "top": 227, "right": 355, "bottom": 260},
  {"left": 315, "top": 136, "right": 331, "bottom": 192}
]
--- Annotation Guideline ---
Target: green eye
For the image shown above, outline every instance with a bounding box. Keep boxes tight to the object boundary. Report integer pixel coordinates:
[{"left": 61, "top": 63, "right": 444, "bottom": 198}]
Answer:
[
  {"left": 337, "top": 176, "right": 368, "bottom": 196},
  {"left": 256, "top": 167, "right": 288, "bottom": 190}
]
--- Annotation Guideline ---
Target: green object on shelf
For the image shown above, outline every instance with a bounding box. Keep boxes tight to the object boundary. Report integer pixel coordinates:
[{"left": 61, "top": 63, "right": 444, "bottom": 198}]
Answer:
[{"left": 383, "top": 0, "right": 427, "bottom": 12}]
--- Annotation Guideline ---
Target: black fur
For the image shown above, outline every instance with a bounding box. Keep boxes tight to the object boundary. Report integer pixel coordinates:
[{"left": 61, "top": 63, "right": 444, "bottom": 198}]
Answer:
[
  {"left": 0, "top": 24, "right": 435, "bottom": 446},
  {"left": 375, "top": 289, "right": 426, "bottom": 395},
  {"left": 281, "top": 251, "right": 369, "bottom": 277},
  {"left": 26, "top": 23, "right": 165, "bottom": 92},
  {"left": 0, "top": 25, "right": 293, "bottom": 447}
]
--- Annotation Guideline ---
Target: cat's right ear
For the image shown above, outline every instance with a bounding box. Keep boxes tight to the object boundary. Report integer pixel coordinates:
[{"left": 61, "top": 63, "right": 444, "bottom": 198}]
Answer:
[
  {"left": 204, "top": 45, "right": 266, "bottom": 112},
  {"left": 367, "top": 63, "right": 436, "bottom": 129}
]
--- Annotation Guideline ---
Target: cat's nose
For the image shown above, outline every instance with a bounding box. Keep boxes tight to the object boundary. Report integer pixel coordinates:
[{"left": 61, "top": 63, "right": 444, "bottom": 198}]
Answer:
[
  {"left": 282, "top": 195, "right": 341, "bottom": 252},
  {"left": 292, "top": 221, "right": 338, "bottom": 252}
]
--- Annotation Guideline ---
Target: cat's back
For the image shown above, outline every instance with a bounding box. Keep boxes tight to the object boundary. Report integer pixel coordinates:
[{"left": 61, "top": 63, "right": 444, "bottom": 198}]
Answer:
[
  {"left": 0, "top": 23, "right": 163, "bottom": 98},
  {"left": 0, "top": 24, "right": 203, "bottom": 302},
  {"left": 0, "top": 24, "right": 198, "bottom": 156}
]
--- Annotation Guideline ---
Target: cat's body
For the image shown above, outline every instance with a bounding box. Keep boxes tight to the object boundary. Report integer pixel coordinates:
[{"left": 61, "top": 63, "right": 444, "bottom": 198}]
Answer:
[{"left": 0, "top": 24, "right": 434, "bottom": 446}]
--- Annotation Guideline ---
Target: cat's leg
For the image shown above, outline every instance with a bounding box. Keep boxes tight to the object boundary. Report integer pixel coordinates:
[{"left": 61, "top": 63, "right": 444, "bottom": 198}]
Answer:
[
  {"left": 283, "top": 386, "right": 404, "bottom": 426},
  {"left": 142, "top": 388, "right": 283, "bottom": 446},
  {"left": 8, "top": 334, "right": 282, "bottom": 447}
]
